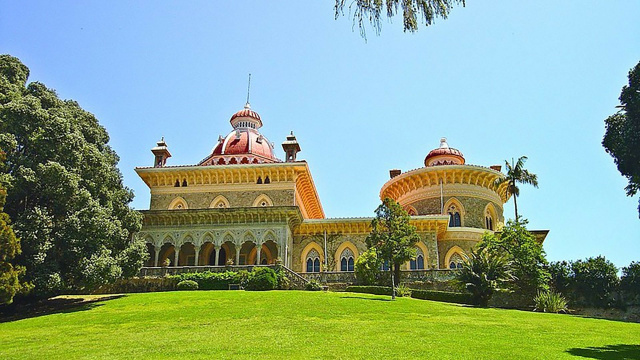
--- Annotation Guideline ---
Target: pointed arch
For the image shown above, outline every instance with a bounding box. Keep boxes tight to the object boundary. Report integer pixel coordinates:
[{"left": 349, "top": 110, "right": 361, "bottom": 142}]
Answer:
[
  {"left": 168, "top": 196, "right": 188, "bottom": 210},
  {"left": 334, "top": 241, "right": 359, "bottom": 272},
  {"left": 444, "top": 246, "right": 468, "bottom": 269},
  {"left": 404, "top": 205, "right": 418, "bottom": 216},
  {"left": 253, "top": 194, "right": 273, "bottom": 207},
  {"left": 210, "top": 195, "right": 230, "bottom": 209},
  {"left": 262, "top": 230, "right": 277, "bottom": 243},
  {"left": 484, "top": 202, "right": 498, "bottom": 231},
  {"left": 407, "top": 241, "right": 429, "bottom": 270},
  {"left": 444, "top": 197, "right": 465, "bottom": 227},
  {"left": 301, "top": 242, "right": 324, "bottom": 273}
]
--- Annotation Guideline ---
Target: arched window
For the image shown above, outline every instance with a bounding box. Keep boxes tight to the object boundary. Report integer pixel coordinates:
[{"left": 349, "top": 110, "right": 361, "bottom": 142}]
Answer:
[
  {"left": 210, "top": 195, "right": 230, "bottom": 209},
  {"left": 404, "top": 206, "right": 417, "bottom": 216},
  {"left": 168, "top": 197, "right": 188, "bottom": 210},
  {"left": 257, "top": 176, "right": 263, "bottom": 184},
  {"left": 306, "top": 249, "right": 321, "bottom": 273},
  {"left": 264, "top": 176, "right": 270, "bottom": 184},
  {"left": 340, "top": 248, "right": 354, "bottom": 272},
  {"left": 410, "top": 247, "right": 425, "bottom": 270},
  {"left": 381, "top": 260, "right": 390, "bottom": 271},
  {"left": 484, "top": 204, "right": 496, "bottom": 231},
  {"left": 447, "top": 204, "right": 462, "bottom": 227},
  {"left": 253, "top": 194, "right": 273, "bottom": 207},
  {"left": 182, "top": 179, "right": 188, "bottom": 187},
  {"left": 174, "top": 180, "right": 180, "bottom": 187},
  {"left": 449, "top": 252, "right": 465, "bottom": 269}
]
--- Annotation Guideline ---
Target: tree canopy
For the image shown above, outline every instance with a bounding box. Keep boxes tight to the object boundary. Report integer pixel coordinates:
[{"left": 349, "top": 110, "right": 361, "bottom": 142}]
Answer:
[
  {"left": 0, "top": 54, "right": 145, "bottom": 298},
  {"left": 479, "top": 218, "right": 549, "bottom": 297},
  {"left": 335, "top": 0, "right": 465, "bottom": 38},
  {"left": 366, "top": 197, "right": 420, "bottom": 298},
  {"left": 603, "top": 60, "right": 640, "bottom": 217}
]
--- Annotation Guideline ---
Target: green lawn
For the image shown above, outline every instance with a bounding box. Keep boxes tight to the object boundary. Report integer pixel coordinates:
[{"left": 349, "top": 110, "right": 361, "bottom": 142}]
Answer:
[{"left": 1, "top": 291, "right": 639, "bottom": 359}]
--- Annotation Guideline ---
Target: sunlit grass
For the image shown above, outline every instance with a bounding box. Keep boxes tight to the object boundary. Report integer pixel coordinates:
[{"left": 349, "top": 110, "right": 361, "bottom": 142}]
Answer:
[{"left": 1, "top": 291, "right": 639, "bottom": 359}]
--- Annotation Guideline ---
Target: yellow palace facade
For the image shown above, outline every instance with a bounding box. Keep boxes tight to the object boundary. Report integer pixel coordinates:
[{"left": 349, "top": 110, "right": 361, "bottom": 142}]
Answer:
[{"left": 136, "top": 102, "right": 543, "bottom": 279}]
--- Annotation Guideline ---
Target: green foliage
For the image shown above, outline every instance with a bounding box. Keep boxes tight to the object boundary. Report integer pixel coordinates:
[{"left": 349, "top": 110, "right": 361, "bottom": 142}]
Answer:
[
  {"left": 366, "top": 198, "right": 420, "bottom": 294},
  {"left": 275, "top": 268, "right": 290, "bottom": 290},
  {"left": 410, "top": 289, "right": 475, "bottom": 305},
  {"left": 548, "top": 260, "right": 572, "bottom": 295},
  {"left": 305, "top": 279, "right": 323, "bottom": 291},
  {"left": 354, "top": 248, "right": 381, "bottom": 285},
  {"left": 534, "top": 290, "right": 568, "bottom": 313},
  {"left": 345, "top": 285, "right": 392, "bottom": 296},
  {"left": 603, "top": 61, "right": 640, "bottom": 217},
  {"left": 93, "top": 277, "right": 177, "bottom": 294},
  {"left": 170, "top": 271, "right": 242, "bottom": 290},
  {"left": 621, "top": 261, "right": 640, "bottom": 305},
  {"left": 244, "top": 267, "right": 277, "bottom": 291},
  {"left": 479, "top": 218, "right": 550, "bottom": 297},
  {"left": 176, "top": 280, "right": 199, "bottom": 291},
  {"left": 0, "top": 55, "right": 144, "bottom": 297},
  {"left": 571, "top": 256, "right": 620, "bottom": 308},
  {"left": 0, "top": 177, "right": 29, "bottom": 304},
  {"left": 395, "top": 284, "right": 412, "bottom": 297},
  {"left": 334, "top": 0, "right": 465, "bottom": 37},
  {"left": 494, "top": 156, "right": 539, "bottom": 220},
  {"left": 456, "top": 247, "right": 513, "bottom": 307}
]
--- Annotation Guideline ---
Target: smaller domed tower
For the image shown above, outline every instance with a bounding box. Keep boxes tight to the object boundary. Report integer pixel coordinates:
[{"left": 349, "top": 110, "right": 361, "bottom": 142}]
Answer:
[
  {"left": 282, "top": 132, "right": 301, "bottom": 162},
  {"left": 151, "top": 137, "right": 171, "bottom": 168}
]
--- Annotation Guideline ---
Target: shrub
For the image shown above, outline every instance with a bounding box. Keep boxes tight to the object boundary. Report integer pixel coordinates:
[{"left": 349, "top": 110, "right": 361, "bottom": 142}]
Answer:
[
  {"left": 305, "top": 279, "right": 323, "bottom": 291},
  {"left": 410, "top": 289, "right": 474, "bottom": 305},
  {"left": 548, "top": 261, "right": 572, "bottom": 295},
  {"left": 345, "top": 286, "right": 392, "bottom": 296},
  {"left": 456, "top": 247, "right": 513, "bottom": 307},
  {"left": 169, "top": 271, "right": 241, "bottom": 290},
  {"left": 176, "top": 280, "right": 199, "bottom": 291},
  {"left": 621, "top": 261, "right": 640, "bottom": 305},
  {"left": 275, "top": 269, "right": 291, "bottom": 290},
  {"left": 395, "top": 284, "right": 412, "bottom": 297},
  {"left": 571, "top": 256, "right": 619, "bottom": 308},
  {"left": 533, "top": 290, "right": 568, "bottom": 313},
  {"left": 354, "top": 249, "right": 381, "bottom": 285},
  {"left": 244, "top": 267, "right": 277, "bottom": 291}
]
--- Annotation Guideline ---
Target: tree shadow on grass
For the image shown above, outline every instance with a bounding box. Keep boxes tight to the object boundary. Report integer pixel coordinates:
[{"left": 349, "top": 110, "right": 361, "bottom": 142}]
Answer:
[
  {"left": 0, "top": 294, "right": 124, "bottom": 323},
  {"left": 566, "top": 344, "right": 640, "bottom": 359},
  {"left": 340, "top": 296, "right": 393, "bottom": 302}
]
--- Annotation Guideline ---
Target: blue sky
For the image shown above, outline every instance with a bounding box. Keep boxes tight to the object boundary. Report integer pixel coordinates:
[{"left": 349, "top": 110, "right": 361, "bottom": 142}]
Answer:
[{"left": 1, "top": 1, "right": 639, "bottom": 267}]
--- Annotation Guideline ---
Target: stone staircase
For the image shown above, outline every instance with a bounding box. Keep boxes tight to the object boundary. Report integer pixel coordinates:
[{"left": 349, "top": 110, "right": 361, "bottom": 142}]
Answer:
[{"left": 277, "top": 265, "right": 309, "bottom": 290}]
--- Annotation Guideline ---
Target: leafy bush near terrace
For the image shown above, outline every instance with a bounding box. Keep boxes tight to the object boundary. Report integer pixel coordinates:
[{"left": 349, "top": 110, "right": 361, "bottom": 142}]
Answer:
[
  {"left": 410, "top": 289, "right": 474, "bottom": 304},
  {"left": 244, "top": 267, "right": 277, "bottom": 291},
  {"left": 169, "top": 271, "right": 242, "bottom": 290},
  {"left": 176, "top": 280, "right": 198, "bottom": 291}
]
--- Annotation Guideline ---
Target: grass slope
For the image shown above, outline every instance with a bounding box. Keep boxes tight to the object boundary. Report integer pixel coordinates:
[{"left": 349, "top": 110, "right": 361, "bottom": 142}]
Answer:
[{"left": 1, "top": 291, "right": 639, "bottom": 359}]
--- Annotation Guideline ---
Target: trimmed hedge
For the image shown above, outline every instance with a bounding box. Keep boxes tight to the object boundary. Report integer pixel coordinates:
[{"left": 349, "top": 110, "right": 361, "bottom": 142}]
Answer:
[
  {"left": 177, "top": 280, "right": 199, "bottom": 291},
  {"left": 169, "top": 271, "right": 244, "bottom": 290},
  {"left": 410, "top": 289, "right": 474, "bottom": 305},
  {"left": 346, "top": 286, "right": 473, "bottom": 305},
  {"left": 345, "top": 286, "right": 393, "bottom": 296},
  {"left": 244, "top": 267, "right": 277, "bottom": 291}
]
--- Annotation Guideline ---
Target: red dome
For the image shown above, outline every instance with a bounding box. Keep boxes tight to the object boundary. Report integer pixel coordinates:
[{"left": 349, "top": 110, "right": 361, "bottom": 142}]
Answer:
[
  {"left": 230, "top": 103, "right": 263, "bottom": 128},
  {"left": 199, "top": 128, "right": 279, "bottom": 166},
  {"left": 425, "top": 138, "right": 465, "bottom": 167}
]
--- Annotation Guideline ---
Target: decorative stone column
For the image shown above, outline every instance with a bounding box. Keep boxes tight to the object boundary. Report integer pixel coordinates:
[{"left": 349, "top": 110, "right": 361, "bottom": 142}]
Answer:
[
  {"left": 174, "top": 247, "right": 179, "bottom": 267},
  {"left": 194, "top": 245, "right": 200, "bottom": 266},
  {"left": 235, "top": 246, "right": 240, "bottom": 266},
  {"left": 154, "top": 248, "right": 161, "bottom": 267},
  {"left": 217, "top": 246, "right": 223, "bottom": 266},
  {"left": 256, "top": 244, "right": 262, "bottom": 265}
]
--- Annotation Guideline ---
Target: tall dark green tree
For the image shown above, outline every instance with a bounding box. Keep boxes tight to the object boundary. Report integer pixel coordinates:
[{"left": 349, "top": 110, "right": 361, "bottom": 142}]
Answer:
[
  {"left": 335, "top": 0, "right": 465, "bottom": 37},
  {"left": 0, "top": 152, "right": 29, "bottom": 304},
  {"left": 494, "top": 156, "right": 538, "bottom": 221},
  {"left": 366, "top": 197, "right": 420, "bottom": 299},
  {"left": 0, "top": 54, "right": 145, "bottom": 297},
  {"left": 603, "top": 61, "right": 640, "bottom": 217}
]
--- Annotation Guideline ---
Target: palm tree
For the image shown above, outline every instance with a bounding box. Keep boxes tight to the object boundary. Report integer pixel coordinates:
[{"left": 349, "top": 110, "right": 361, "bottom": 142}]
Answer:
[
  {"left": 456, "top": 247, "right": 513, "bottom": 307},
  {"left": 495, "top": 156, "right": 539, "bottom": 221}
]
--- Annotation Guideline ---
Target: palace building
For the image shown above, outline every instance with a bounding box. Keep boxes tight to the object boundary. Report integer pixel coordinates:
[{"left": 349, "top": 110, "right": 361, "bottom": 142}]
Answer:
[{"left": 135, "top": 102, "right": 545, "bottom": 278}]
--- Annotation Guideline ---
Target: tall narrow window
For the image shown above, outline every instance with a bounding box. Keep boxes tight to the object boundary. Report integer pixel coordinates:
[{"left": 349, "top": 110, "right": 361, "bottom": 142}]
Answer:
[
  {"left": 449, "top": 252, "right": 465, "bottom": 269},
  {"left": 448, "top": 204, "right": 462, "bottom": 227},
  {"left": 410, "top": 248, "right": 425, "bottom": 270},
  {"left": 340, "top": 248, "right": 354, "bottom": 272},
  {"left": 305, "top": 249, "right": 321, "bottom": 273}
]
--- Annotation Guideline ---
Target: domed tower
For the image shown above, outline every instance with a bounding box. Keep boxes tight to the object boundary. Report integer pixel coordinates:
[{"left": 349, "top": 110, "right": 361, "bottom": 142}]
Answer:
[
  {"left": 380, "top": 138, "right": 511, "bottom": 268},
  {"left": 198, "top": 102, "right": 279, "bottom": 166}
]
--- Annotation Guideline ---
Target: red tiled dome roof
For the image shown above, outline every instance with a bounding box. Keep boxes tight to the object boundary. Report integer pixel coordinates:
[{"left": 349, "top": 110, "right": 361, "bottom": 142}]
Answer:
[
  {"left": 211, "top": 128, "right": 276, "bottom": 159},
  {"left": 230, "top": 103, "right": 262, "bottom": 128},
  {"left": 425, "top": 138, "right": 465, "bottom": 167}
]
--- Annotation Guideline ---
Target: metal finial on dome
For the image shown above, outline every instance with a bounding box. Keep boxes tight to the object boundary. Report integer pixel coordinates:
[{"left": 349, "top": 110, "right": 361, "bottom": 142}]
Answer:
[
  {"left": 440, "top": 137, "right": 449, "bottom": 149},
  {"left": 245, "top": 73, "right": 251, "bottom": 109}
]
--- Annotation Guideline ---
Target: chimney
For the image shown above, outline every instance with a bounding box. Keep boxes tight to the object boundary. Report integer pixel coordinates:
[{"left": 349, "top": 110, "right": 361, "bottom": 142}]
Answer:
[
  {"left": 389, "top": 169, "right": 402, "bottom": 179},
  {"left": 490, "top": 165, "right": 502, "bottom": 172}
]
